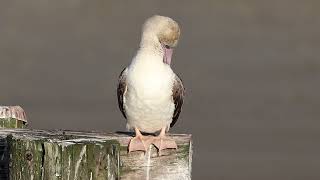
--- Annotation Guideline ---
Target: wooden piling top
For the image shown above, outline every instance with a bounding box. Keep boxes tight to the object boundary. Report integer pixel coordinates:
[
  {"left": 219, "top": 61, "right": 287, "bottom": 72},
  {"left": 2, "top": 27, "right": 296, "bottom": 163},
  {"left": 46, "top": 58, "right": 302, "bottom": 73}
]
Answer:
[{"left": 0, "top": 128, "right": 192, "bottom": 180}]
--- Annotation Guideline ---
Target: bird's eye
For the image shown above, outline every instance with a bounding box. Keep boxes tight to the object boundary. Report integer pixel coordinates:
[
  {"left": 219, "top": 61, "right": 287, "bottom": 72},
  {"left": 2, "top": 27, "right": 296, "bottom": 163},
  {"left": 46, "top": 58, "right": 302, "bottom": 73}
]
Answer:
[{"left": 165, "top": 45, "right": 170, "bottom": 49}]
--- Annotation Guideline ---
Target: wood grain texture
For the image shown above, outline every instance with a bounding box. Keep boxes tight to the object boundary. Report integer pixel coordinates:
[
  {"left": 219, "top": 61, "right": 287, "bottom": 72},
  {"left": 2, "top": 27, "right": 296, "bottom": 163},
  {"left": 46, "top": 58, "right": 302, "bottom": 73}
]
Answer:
[{"left": 0, "top": 129, "right": 192, "bottom": 180}]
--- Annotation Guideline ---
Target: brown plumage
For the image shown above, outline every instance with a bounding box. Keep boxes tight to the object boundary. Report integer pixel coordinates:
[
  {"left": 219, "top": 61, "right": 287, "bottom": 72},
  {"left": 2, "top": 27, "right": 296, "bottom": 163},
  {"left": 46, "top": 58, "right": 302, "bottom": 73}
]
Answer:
[
  {"left": 117, "top": 68, "right": 127, "bottom": 119},
  {"left": 170, "top": 74, "right": 185, "bottom": 127}
]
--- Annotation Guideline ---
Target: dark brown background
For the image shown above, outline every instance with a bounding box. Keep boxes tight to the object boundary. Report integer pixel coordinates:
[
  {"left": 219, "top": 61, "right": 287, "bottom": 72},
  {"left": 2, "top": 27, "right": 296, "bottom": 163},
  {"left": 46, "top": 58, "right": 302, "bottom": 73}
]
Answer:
[{"left": 1, "top": 0, "right": 320, "bottom": 179}]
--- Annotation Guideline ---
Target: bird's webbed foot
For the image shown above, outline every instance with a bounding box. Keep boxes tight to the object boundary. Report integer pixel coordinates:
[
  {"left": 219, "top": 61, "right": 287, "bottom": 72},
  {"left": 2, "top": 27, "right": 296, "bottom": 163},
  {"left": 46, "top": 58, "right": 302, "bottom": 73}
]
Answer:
[
  {"left": 152, "top": 127, "right": 177, "bottom": 156},
  {"left": 128, "top": 128, "right": 153, "bottom": 152}
]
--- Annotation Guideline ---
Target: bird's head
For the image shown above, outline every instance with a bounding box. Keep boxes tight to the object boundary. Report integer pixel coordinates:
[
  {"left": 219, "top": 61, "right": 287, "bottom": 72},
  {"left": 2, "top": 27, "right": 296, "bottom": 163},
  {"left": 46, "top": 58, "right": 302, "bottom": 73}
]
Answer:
[{"left": 140, "top": 15, "right": 181, "bottom": 65}]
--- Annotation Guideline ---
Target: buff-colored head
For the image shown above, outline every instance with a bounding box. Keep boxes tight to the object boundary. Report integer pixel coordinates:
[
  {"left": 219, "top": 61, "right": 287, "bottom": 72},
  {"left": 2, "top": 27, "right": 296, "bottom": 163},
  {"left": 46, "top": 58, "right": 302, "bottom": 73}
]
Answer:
[{"left": 140, "top": 15, "right": 181, "bottom": 65}]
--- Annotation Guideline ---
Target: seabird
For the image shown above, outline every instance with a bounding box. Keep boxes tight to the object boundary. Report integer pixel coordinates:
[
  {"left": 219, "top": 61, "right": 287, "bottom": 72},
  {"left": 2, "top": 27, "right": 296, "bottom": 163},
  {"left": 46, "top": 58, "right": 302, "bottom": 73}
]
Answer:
[{"left": 117, "top": 15, "right": 185, "bottom": 155}]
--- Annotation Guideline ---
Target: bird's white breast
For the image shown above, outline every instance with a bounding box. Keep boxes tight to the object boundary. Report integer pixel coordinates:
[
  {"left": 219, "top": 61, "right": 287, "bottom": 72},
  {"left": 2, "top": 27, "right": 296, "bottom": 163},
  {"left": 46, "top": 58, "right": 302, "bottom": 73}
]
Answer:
[{"left": 124, "top": 53, "right": 175, "bottom": 133}]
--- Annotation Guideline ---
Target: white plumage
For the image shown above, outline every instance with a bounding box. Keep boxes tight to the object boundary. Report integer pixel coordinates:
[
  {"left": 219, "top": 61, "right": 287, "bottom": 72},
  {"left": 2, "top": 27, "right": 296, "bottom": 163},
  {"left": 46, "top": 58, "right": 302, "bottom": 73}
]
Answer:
[{"left": 124, "top": 49, "right": 176, "bottom": 133}]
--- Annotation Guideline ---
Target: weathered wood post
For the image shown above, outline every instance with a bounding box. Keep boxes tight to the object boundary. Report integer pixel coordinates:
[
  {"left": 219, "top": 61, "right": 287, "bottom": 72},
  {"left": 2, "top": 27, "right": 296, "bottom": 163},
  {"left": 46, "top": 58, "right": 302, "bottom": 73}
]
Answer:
[
  {"left": 0, "top": 106, "right": 28, "bottom": 128},
  {"left": 0, "top": 107, "right": 192, "bottom": 180}
]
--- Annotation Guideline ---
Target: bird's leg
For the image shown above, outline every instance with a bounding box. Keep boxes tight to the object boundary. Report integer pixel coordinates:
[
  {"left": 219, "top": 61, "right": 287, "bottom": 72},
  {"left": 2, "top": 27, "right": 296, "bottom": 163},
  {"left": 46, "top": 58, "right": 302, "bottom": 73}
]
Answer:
[
  {"left": 128, "top": 127, "right": 152, "bottom": 153},
  {"left": 152, "top": 127, "right": 178, "bottom": 156}
]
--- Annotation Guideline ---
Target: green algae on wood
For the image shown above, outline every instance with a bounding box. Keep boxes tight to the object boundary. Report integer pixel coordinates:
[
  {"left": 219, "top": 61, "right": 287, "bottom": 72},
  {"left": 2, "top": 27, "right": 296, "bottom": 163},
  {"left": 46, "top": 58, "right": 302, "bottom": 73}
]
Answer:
[
  {"left": 0, "top": 118, "right": 27, "bottom": 128},
  {"left": 8, "top": 136, "right": 43, "bottom": 180},
  {"left": 0, "top": 130, "right": 120, "bottom": 180},
  {"left": 43, "top": 140, "right": 120, "bottom": 180}
]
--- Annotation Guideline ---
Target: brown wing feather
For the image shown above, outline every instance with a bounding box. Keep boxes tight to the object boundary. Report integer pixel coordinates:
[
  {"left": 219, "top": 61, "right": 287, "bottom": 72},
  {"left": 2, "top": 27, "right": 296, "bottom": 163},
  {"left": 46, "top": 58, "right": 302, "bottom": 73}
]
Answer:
[
  {"left": 117, "top": 67, "right": 128, "bottom": 119},
  {"left": 170, "top": 74, "right": 185, "bottom": 127}
]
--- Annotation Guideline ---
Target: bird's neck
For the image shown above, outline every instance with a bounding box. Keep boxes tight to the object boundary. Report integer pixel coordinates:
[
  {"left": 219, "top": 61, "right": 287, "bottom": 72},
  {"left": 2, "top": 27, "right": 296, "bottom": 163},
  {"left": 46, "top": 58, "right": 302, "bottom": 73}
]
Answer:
[
  {"left": 139, "top": 33, "right": 163, "bottom": 55},
  {"left": 130, "top": 47, "right": 167, "bottom": 72},
  {"left": 129, "top": 32, "right": 168, "bottom": 69}
]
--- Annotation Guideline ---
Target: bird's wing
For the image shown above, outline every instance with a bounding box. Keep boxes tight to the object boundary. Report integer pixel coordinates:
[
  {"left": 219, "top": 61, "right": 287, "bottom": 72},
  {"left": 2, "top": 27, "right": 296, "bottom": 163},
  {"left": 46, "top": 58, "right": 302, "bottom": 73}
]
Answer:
[
  {"left": 117, "top": 67, "right": 128, "bottom": 119},
  {"left": 170, "top": 73, "right": 185, "bottom": 127}
]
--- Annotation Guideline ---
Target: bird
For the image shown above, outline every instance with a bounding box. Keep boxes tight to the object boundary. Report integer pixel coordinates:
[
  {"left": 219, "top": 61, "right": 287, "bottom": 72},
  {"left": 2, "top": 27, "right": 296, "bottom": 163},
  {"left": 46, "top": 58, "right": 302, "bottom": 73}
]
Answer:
[{"left": 117, "top": 15, "right": 185, "bottom": 155}]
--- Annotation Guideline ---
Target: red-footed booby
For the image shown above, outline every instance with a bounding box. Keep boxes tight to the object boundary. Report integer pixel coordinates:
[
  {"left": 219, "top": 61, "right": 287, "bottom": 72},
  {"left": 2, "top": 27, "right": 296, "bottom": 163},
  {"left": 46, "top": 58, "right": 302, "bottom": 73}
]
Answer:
[{"left": 117, "top": 15, "right": 185, "bottom": 155}]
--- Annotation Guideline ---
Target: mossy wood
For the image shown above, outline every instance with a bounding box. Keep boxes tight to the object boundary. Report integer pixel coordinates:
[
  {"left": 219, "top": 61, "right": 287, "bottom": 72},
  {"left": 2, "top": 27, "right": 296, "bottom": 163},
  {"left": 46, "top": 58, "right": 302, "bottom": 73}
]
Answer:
[
  {"left": 0, "top": 129, "right": 192, "bottom": 180},
  {"left": 0, "top": 118, "right": 27, "bottom": 128}
]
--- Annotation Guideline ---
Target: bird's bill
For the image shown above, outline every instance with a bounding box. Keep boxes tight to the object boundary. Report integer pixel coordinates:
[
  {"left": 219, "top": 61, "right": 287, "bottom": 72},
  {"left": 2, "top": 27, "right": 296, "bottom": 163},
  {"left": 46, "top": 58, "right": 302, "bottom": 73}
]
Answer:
[{"left": 163, "top": 46, "right": 173, "bottom": 65}]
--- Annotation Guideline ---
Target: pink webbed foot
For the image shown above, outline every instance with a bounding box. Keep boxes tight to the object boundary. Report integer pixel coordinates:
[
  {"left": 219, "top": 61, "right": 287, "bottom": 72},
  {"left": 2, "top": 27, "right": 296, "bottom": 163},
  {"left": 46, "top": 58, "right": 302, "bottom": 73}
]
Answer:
[
  {"left": 128, "top": 128, "right": 153, "bottom": 153},
  {"left": 152, "top": 127, "right": 178, "bottom": 156}
]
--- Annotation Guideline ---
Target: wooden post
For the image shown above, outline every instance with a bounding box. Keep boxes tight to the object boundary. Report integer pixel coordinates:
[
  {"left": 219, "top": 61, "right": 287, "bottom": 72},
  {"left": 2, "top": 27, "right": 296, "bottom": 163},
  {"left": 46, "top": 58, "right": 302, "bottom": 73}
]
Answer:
[
  {"left": 0, "top": 106, "right": 28, "bottom": 128},
  {"left": 0, "top": 129, "right": 192, "bottom": 180}
]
